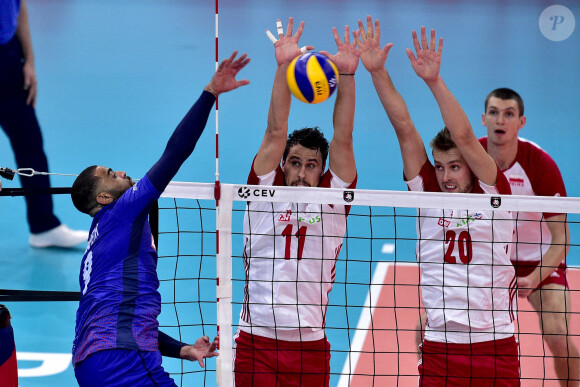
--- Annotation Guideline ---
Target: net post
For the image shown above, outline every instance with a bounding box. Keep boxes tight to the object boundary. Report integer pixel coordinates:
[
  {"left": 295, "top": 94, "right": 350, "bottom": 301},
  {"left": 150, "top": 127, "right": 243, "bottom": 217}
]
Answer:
[{"left": 216, "top": 183, "right": 233, "bottom": 387}]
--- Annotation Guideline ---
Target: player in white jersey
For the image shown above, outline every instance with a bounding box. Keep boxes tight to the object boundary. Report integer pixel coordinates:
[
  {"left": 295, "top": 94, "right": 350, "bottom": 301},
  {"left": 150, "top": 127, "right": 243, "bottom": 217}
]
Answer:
[
  {"left": 356, "top": 17, "right": 518, "bottom": 385},
  {"left": 480, "top": 87, "right": 578, "bottom": 386},
  {"left": 233, "top": 17, "right": 359, "bottom": 386},
  {"left": 239, "top": 163, "right": 351, "bottom": 342}
]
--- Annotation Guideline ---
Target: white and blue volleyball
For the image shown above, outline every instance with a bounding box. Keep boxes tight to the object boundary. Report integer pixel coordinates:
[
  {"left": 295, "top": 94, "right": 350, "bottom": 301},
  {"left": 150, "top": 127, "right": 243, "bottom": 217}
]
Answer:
[{"left": 286, "top": 52, "right": 339, "bottom": 104}]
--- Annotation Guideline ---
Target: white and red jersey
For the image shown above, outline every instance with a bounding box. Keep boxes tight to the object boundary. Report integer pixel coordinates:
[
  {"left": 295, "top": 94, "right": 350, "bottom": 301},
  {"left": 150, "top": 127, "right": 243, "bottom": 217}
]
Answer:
[
  {"left": 480, "top": 137, "right": 567, "bottom": 263},
  {"left": 238, "top": 162, "right": 356, "bottom": 342},
  {"left": 407, "top": 161, "right": 516, "bottom": 343}
]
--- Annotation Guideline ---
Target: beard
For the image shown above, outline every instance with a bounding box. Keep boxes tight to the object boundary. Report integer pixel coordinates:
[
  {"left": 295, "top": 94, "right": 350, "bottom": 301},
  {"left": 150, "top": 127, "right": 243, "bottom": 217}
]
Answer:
[{"left": 110, "top": 181, "right": 133, "bottom": 200}]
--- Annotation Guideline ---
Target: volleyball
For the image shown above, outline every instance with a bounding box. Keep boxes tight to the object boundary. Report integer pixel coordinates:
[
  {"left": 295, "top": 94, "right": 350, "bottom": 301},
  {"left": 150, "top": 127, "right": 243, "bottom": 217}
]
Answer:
[{"left": 286, "top": 52, "right": 339, "bottom": 104}]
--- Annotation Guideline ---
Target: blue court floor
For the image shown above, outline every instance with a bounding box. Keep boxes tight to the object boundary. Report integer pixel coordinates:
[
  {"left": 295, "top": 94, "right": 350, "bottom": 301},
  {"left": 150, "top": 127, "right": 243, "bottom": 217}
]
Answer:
[{"left": 1, "top": 1, "right": 579, "bottom": 386}]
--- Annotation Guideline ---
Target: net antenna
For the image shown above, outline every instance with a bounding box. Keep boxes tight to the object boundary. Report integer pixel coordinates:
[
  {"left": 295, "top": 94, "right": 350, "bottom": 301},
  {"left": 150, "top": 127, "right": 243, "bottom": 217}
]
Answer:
[
  {"left": 213, "top": 0, "right": 220, "bottom": 193},
  {"left": 213, "top": 1, "right": 235, "bottom": 386}
]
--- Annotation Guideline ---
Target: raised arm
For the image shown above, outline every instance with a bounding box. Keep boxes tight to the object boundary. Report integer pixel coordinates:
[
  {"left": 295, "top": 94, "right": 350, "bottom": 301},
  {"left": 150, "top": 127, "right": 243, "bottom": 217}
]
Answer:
[
  {"left": 319, "top": 25, "right": 360, "bottom": 183},
  {"left": 147, "top": 51, "right": 250, "bottom": 191},
  {"left": 356, "top": 16, "right": 427, "bottom": 180},
  {"left": 254, "top": 18, "right": 313, "bottom": 176},
  {"left": 406, "top": 27, "right": 497, "bottom": 186}
]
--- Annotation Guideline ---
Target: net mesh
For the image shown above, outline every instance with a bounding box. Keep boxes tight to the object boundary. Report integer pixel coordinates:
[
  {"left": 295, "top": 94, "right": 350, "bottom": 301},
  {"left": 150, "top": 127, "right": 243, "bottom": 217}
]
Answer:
[
  {"left": 156, "top": 194, "right": 217, "bottom": 385},
  {"left": 157, "top": 182, "right": 580, "bottom": 386}
]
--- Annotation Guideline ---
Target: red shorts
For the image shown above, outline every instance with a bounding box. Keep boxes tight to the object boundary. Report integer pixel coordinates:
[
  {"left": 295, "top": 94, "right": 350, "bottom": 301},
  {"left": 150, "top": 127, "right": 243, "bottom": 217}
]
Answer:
[
  {"left": 418, "top": 337, "right": 520, "bottom": 387},
  {"left": 234, "top": 330, "right": 330, "bottom": 387},
  {"left": 512, "top": 260, "right": 568, "bottom": 290}
]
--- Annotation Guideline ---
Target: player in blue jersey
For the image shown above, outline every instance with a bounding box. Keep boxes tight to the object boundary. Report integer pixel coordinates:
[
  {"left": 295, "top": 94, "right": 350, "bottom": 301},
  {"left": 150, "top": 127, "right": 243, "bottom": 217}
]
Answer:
[{"left": 70, "top": 51, "right": 250, "bottom": 387}]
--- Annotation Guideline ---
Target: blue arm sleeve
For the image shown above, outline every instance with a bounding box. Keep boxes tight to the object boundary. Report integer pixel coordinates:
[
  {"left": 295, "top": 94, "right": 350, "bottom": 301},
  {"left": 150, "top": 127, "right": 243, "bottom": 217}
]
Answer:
[
  {"left": 147, "top": 90, "right": 216, "bottom": 191},
  {"left": 158, "top": 331, "right": 186, "bottom": 359}
]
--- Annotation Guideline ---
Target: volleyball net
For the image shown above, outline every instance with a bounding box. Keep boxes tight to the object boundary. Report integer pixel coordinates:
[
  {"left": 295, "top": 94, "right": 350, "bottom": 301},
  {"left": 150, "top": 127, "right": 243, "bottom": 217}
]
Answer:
[{"left": 155, "top": 181, "right": 580, "bottom": 386}]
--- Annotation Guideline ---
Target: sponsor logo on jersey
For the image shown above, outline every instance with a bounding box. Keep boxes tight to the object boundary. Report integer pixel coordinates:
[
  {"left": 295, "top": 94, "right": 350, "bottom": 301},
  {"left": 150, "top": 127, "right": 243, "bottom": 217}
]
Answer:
[
  {"left": 455, "top": 213, "right": 483, "bottom": 227},
  {"left": 491, "top": 196, "right": 501, "bottom": 208},
  {"left": 439, "top": 213, "right": 481, "bottom": 228},
  {"left": 298, "top": 215, "right": 321, "bottom": 224},
  {"left": 343, "top": 190, "right": 354, "bottom": 202}
]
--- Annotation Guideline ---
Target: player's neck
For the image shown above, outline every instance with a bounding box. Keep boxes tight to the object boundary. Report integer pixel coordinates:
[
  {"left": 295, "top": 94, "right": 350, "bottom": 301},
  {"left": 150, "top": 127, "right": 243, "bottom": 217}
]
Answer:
[{"left": 487, "top": 139, "right": 518, "bottom": 171}]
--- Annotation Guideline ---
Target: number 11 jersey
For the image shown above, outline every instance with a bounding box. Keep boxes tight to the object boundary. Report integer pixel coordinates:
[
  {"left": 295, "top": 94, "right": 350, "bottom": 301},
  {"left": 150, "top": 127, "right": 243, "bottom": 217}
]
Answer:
[{"left": 238, "top": 162, "right": 356, "bottom": 342}]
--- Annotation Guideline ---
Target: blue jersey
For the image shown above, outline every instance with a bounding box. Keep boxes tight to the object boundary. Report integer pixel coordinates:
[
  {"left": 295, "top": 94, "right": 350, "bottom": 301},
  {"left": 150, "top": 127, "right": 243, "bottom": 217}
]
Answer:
[
  {"left": 0, "top": 0, "right": 20, "bottom": 44},
  {"left": 72, "top": 174, "right": 161, "bottom": 366}
]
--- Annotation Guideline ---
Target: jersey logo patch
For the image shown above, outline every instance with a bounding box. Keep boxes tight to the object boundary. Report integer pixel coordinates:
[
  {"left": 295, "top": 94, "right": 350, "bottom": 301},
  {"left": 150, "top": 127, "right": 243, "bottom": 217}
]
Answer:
[
  {"left": 509, "top": 176, "right": 525, "bottom": 186},
  {"left": 278, "top": 210, "right": 292, "bottom": 222}
]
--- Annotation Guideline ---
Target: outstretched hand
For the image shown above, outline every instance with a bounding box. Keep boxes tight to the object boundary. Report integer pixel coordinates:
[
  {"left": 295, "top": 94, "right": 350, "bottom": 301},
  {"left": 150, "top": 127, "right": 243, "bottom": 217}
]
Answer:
[
  {"left": 405, "top": 26, "right": 443, "bottom": 83},
  {"left": 267, "top": 17, "right": 314, "bottom": 66},
  {"left": 205, "top": 51, "right": 250, "bottom": 97},
  {"left": 320, "top": 25, "right": 360, "bottom": 75},
  {"left": 355, "top": 16, "right": 393, "bottom": 74},
  {"left": 180, "top": 335, "right": 219, "bottom": 368}
]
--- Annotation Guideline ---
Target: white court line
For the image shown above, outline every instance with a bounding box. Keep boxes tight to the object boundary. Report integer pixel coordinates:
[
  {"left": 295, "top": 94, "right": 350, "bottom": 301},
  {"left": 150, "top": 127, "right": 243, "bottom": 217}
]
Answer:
[
  {"left": 17, "top": 352, "right": 72, "bottom": 377},
  {"left": 337, "top": 261, "right": 388, "bottom": 387},
  {"left": 337, "top": 262, "right": 417, "bottom": 387}
]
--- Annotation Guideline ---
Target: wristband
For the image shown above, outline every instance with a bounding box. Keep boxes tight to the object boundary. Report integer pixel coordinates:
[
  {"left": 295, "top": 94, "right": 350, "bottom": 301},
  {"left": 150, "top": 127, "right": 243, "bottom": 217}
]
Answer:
[{"left": 158, "top": 331, "right": 187, "bottom": 359}]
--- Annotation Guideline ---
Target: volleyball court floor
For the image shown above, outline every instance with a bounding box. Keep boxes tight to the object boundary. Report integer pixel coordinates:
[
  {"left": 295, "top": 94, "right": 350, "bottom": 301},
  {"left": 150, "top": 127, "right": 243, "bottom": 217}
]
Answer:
[
  {"left": 340, "top": 263, "right": 580, "bottom": 387},
  {"left": 1, "top": 0, "right": 579, "bottom": 386}
]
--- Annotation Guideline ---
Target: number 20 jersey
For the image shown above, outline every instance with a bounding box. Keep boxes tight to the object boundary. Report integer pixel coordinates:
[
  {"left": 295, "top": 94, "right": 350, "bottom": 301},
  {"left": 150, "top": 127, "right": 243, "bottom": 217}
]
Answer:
[
  {"left": 407, "top": 161, "right": 516, "bottom": 343},
  {"left": 238, "top": 163, "right": 356, "bottom": 342}
]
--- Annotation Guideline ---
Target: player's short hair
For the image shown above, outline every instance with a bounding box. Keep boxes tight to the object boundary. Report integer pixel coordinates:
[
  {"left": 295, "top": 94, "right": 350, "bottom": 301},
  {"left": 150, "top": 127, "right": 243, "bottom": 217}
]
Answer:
[
  {"left": 429, "top": 127, "right": 456, "bottom": 152},
  {"left": 283, "top": 127, "right": 329, "bottom": 165},
  {"left": 71, "top": 165, "right": 99, "bottom": 215},
  {"left": 485, "top": 88, "right": 524, "bottom": 116}
]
